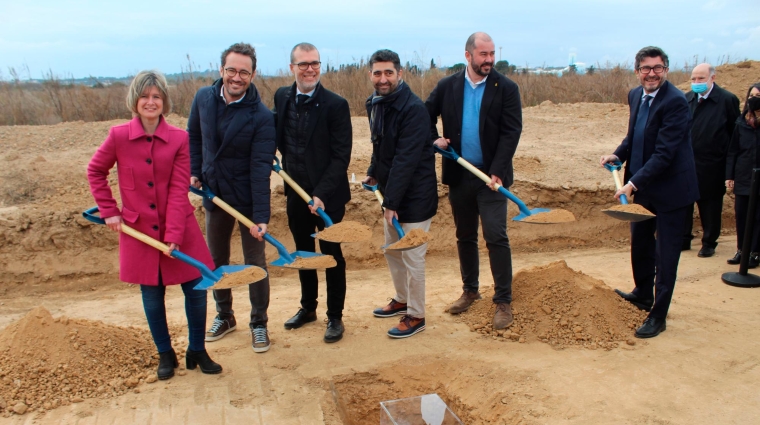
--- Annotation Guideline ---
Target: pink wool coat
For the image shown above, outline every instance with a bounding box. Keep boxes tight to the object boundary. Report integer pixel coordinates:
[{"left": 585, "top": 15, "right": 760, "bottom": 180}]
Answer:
[{"left": 87, "top": 116, "right": 215, "bottom": 285}]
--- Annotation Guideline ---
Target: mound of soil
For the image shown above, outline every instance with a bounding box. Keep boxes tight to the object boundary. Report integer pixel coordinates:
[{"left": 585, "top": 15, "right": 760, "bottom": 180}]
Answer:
[
  {"left": 0, "top": 307, "right": 169, "bottom": 416},
  {"left": 457, "top": 261, "right": 646, "bottom": 350}
]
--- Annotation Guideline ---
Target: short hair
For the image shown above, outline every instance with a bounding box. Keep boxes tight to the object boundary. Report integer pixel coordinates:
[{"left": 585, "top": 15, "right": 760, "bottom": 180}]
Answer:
[
  {"left": 126, "top": 70, "right": 171, "bottom": 116},
  {"left": 635, "top": 46, "right": 669, "bottom": 70},
  {"left": 465, "top": 32, "right": 493, "bottom": 54},
  {"left": 221, "top": 42, "right": 257, "bottom": 72},
  {"left": 369, "top": 49, "right": 401, "bottom": 72},
  {"left": 290, "top": 42, "right": 319, "bottom": 63},
  {"left": 708, "top": 65, "right": 716, "bottom": 77}
]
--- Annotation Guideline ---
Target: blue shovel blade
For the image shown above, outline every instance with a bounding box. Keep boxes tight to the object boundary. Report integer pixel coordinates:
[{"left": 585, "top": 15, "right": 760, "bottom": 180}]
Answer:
[
  {"left": 193, "top": 264, "right": 256, "bottom": 290},
  {"left": 513, "top": 208, "right": 551, "bottom": 222},
  {"left": 270, "top": 250, "right": 327, "bottom": 269}
]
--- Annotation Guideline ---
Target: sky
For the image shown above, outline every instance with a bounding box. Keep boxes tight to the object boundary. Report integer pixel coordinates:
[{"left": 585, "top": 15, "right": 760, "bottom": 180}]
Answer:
[{"left": 1, "top": 0, "right": 758, "bottom": 80}]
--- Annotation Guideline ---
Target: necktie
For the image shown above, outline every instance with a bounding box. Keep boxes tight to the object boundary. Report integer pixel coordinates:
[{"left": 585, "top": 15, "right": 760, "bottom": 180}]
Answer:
[
  {"left": 698, "top": 97, "right": 704, "bottom": 104},
  {"left": 629, "top": 95, "right": 652, "bottom": 174},
  {"left": 296, "top": 94, "right": 309, "bottom": 105}
]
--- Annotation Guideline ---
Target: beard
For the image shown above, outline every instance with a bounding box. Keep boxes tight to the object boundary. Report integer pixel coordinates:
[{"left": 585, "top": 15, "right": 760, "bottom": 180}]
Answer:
[
  {"left": 471, "top": 61, "right": 493, "bottom": 77},
  {"left": 296, "top": 75, "right": 320, "bottom": 93}
]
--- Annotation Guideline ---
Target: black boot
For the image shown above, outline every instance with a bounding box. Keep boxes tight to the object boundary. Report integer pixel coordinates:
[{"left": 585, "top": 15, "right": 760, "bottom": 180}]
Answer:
[
  {"left": 157, "top": 349, "right": 178, "bottom": 380},
  {"left": 750, "top": 253, "right": 760, "bottom": 269},
  {"left": 186, "top": 349, "right": 223, "bottom": 374}
]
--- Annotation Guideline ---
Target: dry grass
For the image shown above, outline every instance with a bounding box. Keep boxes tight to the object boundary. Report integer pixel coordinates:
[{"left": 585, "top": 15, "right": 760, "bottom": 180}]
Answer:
[{"left": 0, "top": 66, "right": 689, "bottom": 125}]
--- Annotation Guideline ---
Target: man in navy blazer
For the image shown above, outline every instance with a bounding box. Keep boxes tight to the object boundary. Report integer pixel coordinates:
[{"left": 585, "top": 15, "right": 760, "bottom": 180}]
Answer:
[{"left": 600, "top": 46, "right": 699, "bottom": 338}]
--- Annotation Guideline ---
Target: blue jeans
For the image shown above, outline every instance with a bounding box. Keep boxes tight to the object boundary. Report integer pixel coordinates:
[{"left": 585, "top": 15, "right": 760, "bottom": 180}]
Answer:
[{"left": 140, "top": 276, "right": 207, "bottom": 353}]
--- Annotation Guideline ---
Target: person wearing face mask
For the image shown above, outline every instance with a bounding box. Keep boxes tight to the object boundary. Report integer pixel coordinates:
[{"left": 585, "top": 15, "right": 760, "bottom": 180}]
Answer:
[
  {"left": 725, "top": 83, "right": 760, "bottom": 268},
  {"left": 682, "top": 63, "right": 740, "bottom": 258},
  {"left": 272, "top": 43, "right": 352, "bottom": 343}
]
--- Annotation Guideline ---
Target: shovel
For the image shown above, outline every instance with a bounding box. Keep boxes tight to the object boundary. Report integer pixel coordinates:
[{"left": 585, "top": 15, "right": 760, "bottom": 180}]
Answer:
[
  {"left": 434, "top": 146, "right": 575, "bottom": 223},
  {"left": 362, "top": 183, "right": 430, "bottom": 251},
  {"left": 601, "top": 161, "right": 656, "bottom": 222},
  {"left": 189, "top": 186, "right": 336, "bottom": 270},
  {"left": 272, "top": 157, "right": 371, "bottom": 243},
  {"left": 82, "top": 207, "right": 267, "bottom": 290}
]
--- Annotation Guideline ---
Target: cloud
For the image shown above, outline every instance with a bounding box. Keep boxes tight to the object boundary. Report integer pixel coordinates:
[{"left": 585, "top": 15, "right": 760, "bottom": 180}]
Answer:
[{"left": 691, "top": 38, "right": 704, "bottom": 43}]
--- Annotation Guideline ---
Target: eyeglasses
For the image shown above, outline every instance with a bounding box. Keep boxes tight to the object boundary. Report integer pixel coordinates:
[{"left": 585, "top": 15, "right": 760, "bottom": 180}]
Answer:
[
  {"left": 637, "top": 65, "right": 667, "bottom": 74},
  {"left": 294, "top": 61, "right": 321, "bottom": 71},
  {"left": 224, "top": 68, "right": 252, "bottom": 79}
]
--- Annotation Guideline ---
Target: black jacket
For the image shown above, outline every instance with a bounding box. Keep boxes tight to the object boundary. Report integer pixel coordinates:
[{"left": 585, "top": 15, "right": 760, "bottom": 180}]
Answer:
[
  {"left": 425, "top": 69, "right": 522, "bottom": 187},
  {"left": 188, "top": 79, "right": 276, "bottom": 223},
  {"left": 686, "top": 83, "right": 740, "bottom": 197},
  {"left": 366, "top": 83, "right": 438, "bottom": 223},
  {"left": 613, "top": 81, "right": 699, "bottom": 212},
  {"left": 725, "top": 117, "right": 760, "bottom": 196},
  {"left": 273, "top": 82, "right": 352, "bottom": 209}
]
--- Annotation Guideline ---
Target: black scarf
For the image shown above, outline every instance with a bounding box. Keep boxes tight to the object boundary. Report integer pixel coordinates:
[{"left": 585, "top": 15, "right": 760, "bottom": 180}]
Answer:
[{"left": 367, "top": 81, "right": 406, "bottom": 144}]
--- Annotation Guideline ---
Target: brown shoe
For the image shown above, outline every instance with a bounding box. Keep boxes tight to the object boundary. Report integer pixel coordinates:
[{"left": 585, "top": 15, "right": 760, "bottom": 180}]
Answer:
[
  {"left": 493, "top": 303, "right": 513, "bottom": 330},
  {"left": 446, "top": 291, "right": 482, "bottom": 314}
]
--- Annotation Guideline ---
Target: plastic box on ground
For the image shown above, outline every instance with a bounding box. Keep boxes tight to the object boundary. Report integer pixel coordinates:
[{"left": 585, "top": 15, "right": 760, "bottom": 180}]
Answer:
[{"left": 379, "top": 393, "right": 464, "bottom": 425}]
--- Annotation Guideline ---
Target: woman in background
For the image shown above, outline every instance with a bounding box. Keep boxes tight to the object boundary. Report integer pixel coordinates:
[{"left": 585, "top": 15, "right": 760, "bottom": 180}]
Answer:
[
  {"left": 725, "top": 82, "right": 760, "bottom": 268},
  {"left": 87, "top": 70, "right": 221, "bottom": 379}
]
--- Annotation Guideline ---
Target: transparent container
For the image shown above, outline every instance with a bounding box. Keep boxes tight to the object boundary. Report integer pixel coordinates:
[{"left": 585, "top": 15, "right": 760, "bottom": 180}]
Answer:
[{"left": 379, "top": 393, "right": 464, "bottom": 425}]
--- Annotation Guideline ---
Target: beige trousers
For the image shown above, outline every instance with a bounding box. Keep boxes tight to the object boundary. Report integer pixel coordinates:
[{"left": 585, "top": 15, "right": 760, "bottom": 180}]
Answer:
[{"left": 383, "top": 218, "right": 432, "bottom": 318}]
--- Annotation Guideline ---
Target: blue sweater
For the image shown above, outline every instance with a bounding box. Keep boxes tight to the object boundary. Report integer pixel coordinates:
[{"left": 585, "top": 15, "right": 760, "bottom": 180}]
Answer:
[{"left": 461, "top": 82, "right": 485, "bottom": 166}]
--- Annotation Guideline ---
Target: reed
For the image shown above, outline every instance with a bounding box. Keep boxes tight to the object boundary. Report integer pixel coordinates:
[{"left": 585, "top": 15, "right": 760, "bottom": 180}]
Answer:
[{"left": 0, "top": 64, "right": 690, "bottom": 126}]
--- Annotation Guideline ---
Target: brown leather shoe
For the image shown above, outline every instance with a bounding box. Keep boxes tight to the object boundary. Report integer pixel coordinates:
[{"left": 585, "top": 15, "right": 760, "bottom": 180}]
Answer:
[
  {"left": 446, "top": 291, "right": 482, "bottom": 314},
  {"left": 493, "top": 303, "right": 513, "bottom": 330}
]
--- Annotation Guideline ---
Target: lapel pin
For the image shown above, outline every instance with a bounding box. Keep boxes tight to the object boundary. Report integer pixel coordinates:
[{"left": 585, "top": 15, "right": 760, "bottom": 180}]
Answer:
[{"left": 495, "top": 83, "right": 498, "bottom": 86}]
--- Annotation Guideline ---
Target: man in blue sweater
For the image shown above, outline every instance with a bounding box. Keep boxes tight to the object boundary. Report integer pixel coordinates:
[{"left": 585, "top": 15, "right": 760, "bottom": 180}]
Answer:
[{"left": 425, "top": 32, "right": 523, "bottom": 330}]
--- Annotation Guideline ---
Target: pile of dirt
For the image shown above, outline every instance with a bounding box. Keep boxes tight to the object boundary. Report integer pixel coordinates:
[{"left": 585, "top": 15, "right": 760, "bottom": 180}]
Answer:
[
  {"left": 386, "top": 228, "right": 432, "bottom": 250},
  {"left": 210, "top": 266, "right": 268, "bottom": 289},
  {"left": 315, "top": 221, "right": 372, "bottom": 243},
  {"left": 0, "top": 307, "right": 168, "bottom": 416},
  {"left": 286, "top": 255, "right": 338, "bottom": 270},
  {"left": 521, "top": 208, "right": 575, "bottom": 223},
  {"left": 457, "top": 261, "right": 647, "bottom": 350}
]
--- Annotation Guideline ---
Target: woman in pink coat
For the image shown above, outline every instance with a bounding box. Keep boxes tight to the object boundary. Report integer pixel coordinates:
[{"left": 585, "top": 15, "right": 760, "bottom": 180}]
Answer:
[{"left": 87, "top": 70, "right": 221, "bottom": 380}]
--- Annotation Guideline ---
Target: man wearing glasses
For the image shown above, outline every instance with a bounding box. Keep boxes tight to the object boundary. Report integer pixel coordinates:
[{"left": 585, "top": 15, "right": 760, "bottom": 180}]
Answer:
[
  {"left": 188, "top": 42, "right": 276, "bottom": 353},
  {"left": 272, "top": 42, "right": 352, "bottom": 343},
  {"left": 600, "top": 46, "right": 698, "bottom": 338}
]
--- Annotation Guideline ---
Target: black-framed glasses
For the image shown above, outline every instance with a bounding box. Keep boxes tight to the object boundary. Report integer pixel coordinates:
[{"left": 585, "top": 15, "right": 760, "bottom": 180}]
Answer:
[
  {"left": 224, "top": 68, "right": 252, "bottom": 79},
  {"left": 294, "top": 61, "right": 321, "bottom": 71},
  {"left": 637, "top": 65, "right": 667, "bottom": 74}
]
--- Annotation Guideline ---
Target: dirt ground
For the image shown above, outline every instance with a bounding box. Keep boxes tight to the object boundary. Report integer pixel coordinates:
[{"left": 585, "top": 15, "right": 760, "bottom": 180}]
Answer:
[{"left": 1, "top": 64, "right": 760, "bottom": 424}]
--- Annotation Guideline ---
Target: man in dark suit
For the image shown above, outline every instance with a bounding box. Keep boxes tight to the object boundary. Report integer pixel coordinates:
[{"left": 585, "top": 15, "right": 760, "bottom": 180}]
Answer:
[
  {"left": 682, "top": 63, "right": 740, "bottom": 258},
  {"left": 273, "top": 42, "right": 352, "bottom": 343},
  {"left": 600, "top": 46, "right": 699, "bottom": 338},
  {"left": 425, "top": 32, "right": 522, "bottom": 330}
]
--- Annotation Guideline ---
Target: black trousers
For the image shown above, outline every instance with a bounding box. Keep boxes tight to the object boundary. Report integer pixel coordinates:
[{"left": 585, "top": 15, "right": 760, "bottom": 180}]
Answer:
[
  {"left": 734, "top": 195, "right": 760, "bottom": 252},
  {"left": 630, "top": 201, "right": 689, "bottom": 319},
  {"left": 206, "top": 207, "right": 270, "bottom": 328},
  {"left": 286, "top": 194, "right": 347, "bottom": 319},
  {"left": 448, "top": 172, "right": 513, "bottom": 304},
  {"left": 683, "top": 194, "right": 724, "bottom": 249}
]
